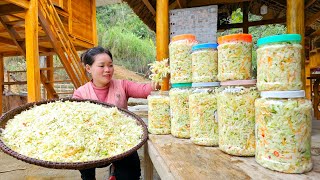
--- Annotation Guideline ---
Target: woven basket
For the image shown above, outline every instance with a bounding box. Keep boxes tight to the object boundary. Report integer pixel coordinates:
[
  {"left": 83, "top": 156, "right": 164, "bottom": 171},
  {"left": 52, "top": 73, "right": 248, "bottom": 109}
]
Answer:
[{"left": 0, "top": 98, "right": 148, "bottom": 170}]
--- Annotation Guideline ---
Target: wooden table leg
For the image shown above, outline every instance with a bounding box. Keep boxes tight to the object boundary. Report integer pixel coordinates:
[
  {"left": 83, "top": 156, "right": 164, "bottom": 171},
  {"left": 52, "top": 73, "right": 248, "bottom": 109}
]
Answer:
[
  {"left": 144, "top": 143, "right": 154, "bottom": 180},
  {"left": 313, "top": 79, "right": 320, "bottom": 120}
]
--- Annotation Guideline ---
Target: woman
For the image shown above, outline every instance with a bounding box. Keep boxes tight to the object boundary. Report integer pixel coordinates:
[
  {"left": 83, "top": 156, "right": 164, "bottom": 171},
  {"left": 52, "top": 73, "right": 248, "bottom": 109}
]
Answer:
[{"left": 73, "top": 46, "right": 157, "bottom": 180}]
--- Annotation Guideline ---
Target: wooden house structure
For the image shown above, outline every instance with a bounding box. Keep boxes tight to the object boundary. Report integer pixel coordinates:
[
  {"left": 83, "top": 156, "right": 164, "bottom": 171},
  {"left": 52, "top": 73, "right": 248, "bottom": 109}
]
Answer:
[{"left": 0, "top": 0, "right": 97, "bottom": 113}]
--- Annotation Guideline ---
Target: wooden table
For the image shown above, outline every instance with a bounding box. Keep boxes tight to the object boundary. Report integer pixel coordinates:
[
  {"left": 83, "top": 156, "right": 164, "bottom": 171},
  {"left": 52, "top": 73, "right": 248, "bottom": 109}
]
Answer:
[{"left": 144, "top": 122, "right": 320, "bottom": 180}]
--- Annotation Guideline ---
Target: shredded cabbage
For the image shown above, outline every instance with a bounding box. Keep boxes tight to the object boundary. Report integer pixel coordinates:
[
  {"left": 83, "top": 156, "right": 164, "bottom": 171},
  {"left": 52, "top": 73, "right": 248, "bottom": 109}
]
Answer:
[
  {"left": 169, "top": 39, "right": 197, "bottom": 83},
  {"left": 217, "top": 86, "right": 259, "bottom": 156},
  {"left": 0, "top": 101, "right": 143, "bottom": 162},
  {"left": 192, "top": 49, "right": 218, "bottom": 83},
  {"left": 148, "top": 92, "right": 171, "bottom": 134},
  {"left": 255, "top": 98, "right": 312, "bottom": 173},
  {"left": 148, "top": 59, "right": 170, "bottom": 84},
  {"left": 218, "top": 41, "right": 252, "bottom": 81},
  {"left": 189, "top": 88, "right": 219, "bottom": 146},
  {"left": 257, "top": 43, "right": 302, "bottom": 90},
  {"left": 170, "top": 87, "right": 191, "bottom": 138}
]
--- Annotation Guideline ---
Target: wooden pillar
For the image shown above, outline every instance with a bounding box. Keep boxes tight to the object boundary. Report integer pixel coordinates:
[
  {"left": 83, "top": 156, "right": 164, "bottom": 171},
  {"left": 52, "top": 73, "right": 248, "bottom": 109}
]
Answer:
[
  {"left": 287, "top": 0, "right": 305, "bottom": 89},
  {"left": 0, "top": 54, "right": 4, "bottom": 115},
  {"left": 46, "top": 55, "right": 54, "bottom": 99},
  {"left": 242, "top": 2, "right": 249, "bottom": 33},
  {"left": 156, "top": 0, "right": 169, "bottom": 91},
  {"left": 25, "top": 0, "right": 41, "bottom": 102},
  {"left": 92, "top": 0, "right": 98, "bottom": 46}
]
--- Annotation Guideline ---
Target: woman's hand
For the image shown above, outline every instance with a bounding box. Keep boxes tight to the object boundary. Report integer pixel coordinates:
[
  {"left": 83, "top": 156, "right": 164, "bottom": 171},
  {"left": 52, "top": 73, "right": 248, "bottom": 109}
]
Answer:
[{"left": 151, "top": 82, "right": 161, "bottom": 91}]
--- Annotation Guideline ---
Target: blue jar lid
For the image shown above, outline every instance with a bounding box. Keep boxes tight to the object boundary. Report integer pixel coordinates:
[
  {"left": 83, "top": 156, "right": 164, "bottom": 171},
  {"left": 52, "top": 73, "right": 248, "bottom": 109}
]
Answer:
[
  {"left": 171, "top": 83, "right": 192, "bottom": 88},
  {"left": 192, "top": 43, "right": 218, "bottom": 51},
  {"left": 257, "top": 34, "right": 301, "bottom": 47}
]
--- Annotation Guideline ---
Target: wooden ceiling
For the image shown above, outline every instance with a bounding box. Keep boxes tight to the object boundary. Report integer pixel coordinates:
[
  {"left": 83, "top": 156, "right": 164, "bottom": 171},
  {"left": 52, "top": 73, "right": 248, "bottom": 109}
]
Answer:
[{"left": 123, "top": 0, "right": 320, "bottom": 38}]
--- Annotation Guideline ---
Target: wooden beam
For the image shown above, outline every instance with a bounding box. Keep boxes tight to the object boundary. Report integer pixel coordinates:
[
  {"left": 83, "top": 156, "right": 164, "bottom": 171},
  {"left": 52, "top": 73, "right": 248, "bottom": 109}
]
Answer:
[
  {"left": 0, "top": 4, "right": 26, "bottom": 16},
  {"left": 309, "top": 28, "right": 320, "bottom": 37},
  {"left": 156, "top": 0, "right": 169, "bottom": 91},
  {"left": 142, "top": 0, "right": 156, "bottom": 16},
  {"left": 169, "top": 1, "right": 178, "bottom": 10},
  {"left": 287, "top": 0, "right": 305, "bottom": 89},
  {"left": 0, "top": 54, "right": 3, "bottom": 115},
  {"left": 92, "top": 0, "right": 98, "bottom": 46},
  {"left": 305, "top": 0, "right": 316, "bottom": 9},
  {"left": 40, "top": 70, "right": 58, "bottom": 99},
  {"left": 0, "top": 37, "right": 15, "bottom": 46},
  {"left": 25, "top": 0, "right": 41, "bottom": 102},
  {"left": 46, "top": 55, "right": 54, "bottom": 99},
  {"left": 305, "top": 11, "right": 320, "bottom": 27},
  {"left": 188, "top": 0, "right": 251, "bottom": 7},
  {"left": 242, "top": 2, "right": 249, "bottom": 33},
  {"left": 0, "top": 17, "right": 25, "bottom": 55},
  {"left": 218, "top": 18, "right": 286, "bottom": 30},
  {"left": 3, "top": 0, "right": 30, "bottom": 9},
  {"left": 176, "top": 0, "right": 187, "bottom": 8}
]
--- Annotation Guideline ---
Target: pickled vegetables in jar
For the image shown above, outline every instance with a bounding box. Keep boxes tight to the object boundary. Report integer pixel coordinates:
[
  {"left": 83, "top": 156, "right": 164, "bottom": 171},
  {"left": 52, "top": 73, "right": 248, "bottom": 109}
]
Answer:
[
  {"left": 148, "top": 91, "right": 170, "bottom": 135},
  {"left": 189, "top": 82, "right": 220, "bottom": 146},
  {"left": 255, "top": 90, "right": 312, "bottom": 173},
  {"left": 217, "top": 34, "right": 252, "bottom": 81},
  {"left": 170, "top": 83, "right": 192, "bottom": 138},
  {"left": 217, "top": 80, "right": 259, "bottom": 156},
  {"left": 169, "top": 34, "right": 197, "bottom": 83},
  {"left": 191, "top": 43, "right": 218, "bottom": 83},
  {"left": 257, "top": 34, "right": 302, "bottom": 91}
]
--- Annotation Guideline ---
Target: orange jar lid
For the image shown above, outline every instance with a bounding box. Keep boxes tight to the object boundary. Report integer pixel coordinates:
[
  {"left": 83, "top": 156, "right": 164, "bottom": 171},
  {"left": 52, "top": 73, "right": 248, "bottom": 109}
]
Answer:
[
  {"left": 218, "top": 34, "right": 252, "bottom": 44},
  {"left": 171, "top": 34, "right": 196, "bottom": 42}
]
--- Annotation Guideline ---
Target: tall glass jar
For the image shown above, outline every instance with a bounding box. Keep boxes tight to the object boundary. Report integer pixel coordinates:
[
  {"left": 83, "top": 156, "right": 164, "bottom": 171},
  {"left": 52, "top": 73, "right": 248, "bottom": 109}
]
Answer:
[
  {"left": 217, "top": 34, "right": 252, "bottom": 81},
  {"left": 147, "top": 91, "right": 170, "bottom": 135},
  {"left": 255, "top": 90, "right": 312, "bottom": 173},
  {"left": 257, "top": 34, "right": 302, "bottom": 91},
  {"left": 170, "top": 83, "right": 192, "bottom": 138},
  {"left": 217, "top": 80, "right": 259, "bottom": 156},
  {"left": 191, "top": 43, "right": 218, "bottom": 83},
  {"left": 189, "top": 82, "right": 220, "bottom": 146},
  {"left": 169, "top": 34, "right": 197, "bottom": 83}
]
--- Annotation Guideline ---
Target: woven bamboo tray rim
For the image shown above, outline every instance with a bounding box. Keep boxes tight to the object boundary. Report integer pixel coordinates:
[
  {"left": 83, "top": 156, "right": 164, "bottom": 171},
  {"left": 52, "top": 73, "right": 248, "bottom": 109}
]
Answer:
[{"left": 0, "top": 98, "right": 148, "bottom": 170}]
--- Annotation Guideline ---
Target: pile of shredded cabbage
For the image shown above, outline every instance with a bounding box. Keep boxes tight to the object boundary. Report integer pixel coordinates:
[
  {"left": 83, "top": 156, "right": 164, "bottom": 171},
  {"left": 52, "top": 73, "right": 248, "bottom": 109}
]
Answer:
[
  {"left": 1, "top": 101, "right": 143, "bottom": 162},
  {"left": 169, "top": 39, "right": 197, "bottom": 83},
  {"left": 218, "top": 41, "right": 252, "bottom": 81},
  {"left": 192, "top": 49, "right": 218, "bottom": 83},
  {"left": 189, "top": 88, "right": 218, "bottom": 146},
  {"left": 149, "top": 59, "right": 170, "bottom": 84},
  {"left": 255, "top": 98, "right": 312, "bottom": 173},
  {"left": 257, "top": 43, "right": 302, "bottom": 91},
  {"left": 170, "top": 88, "right": 191, "bottom": 138},
  {"left": 148, "top": 93, "right": 171, "bottom": 135},
  {"left": 217, "top": 87, "right": 259, "bottom": 156}
]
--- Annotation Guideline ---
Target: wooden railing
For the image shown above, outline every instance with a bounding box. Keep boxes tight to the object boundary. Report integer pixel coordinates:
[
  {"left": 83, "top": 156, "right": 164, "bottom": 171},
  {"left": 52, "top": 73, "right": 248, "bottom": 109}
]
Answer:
[{"left": 38, "top": 0, "right": 89, "bottom": 89}]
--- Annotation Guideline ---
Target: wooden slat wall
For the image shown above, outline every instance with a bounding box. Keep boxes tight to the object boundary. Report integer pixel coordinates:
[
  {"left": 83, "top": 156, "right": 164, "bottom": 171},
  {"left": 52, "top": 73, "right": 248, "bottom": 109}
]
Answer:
[{"left": 71, "top": 0, "right": 94, "bottom": 43}]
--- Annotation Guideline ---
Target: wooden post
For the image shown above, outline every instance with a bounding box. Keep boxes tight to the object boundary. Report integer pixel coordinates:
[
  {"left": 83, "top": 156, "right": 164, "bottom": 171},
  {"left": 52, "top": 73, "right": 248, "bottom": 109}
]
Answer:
[
  {"left": 156, "top": 0, "right": 170, "bottom": 91},
  {"left": 46, "top": 55, "right": 54, "bottom": 99},
  {"left": 92, "top": 0, "right": 98, "bottom": 46},
  {"left": 287, "top": 0, "right": 305, "bottom": 89},
  {"left": 242, "top": 2, "right": 249, "bottom": 33},
  {"left": 0, "top": 54, "right": 3, "bottom": 115},
  {"left": 25, "top": 0, "right": 41, "bottom": 102}
]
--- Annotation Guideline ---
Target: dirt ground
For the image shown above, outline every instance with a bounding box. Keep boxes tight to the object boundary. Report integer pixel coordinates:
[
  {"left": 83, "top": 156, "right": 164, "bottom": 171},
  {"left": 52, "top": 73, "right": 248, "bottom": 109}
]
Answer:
[{"left": 113, "top": 65, "right": 150, "bottom": 83}]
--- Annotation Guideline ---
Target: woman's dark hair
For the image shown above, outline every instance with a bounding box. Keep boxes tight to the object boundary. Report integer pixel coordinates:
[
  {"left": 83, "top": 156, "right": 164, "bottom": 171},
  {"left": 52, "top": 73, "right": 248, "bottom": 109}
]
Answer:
[{"left": 80, "top": 46, "right": 113, "bottom": 66}]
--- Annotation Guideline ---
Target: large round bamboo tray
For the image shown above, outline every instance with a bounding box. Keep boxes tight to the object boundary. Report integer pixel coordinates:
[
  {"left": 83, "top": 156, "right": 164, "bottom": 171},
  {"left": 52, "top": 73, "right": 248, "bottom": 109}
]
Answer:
[{"left": 0, "top": 98, "right": 148, "bottom": 170}]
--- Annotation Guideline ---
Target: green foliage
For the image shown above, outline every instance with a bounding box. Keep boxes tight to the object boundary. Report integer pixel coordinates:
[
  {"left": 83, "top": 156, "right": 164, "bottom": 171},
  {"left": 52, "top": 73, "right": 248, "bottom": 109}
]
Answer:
[{"left": 96, "top": 3, "right": 156, "bottom": 74}]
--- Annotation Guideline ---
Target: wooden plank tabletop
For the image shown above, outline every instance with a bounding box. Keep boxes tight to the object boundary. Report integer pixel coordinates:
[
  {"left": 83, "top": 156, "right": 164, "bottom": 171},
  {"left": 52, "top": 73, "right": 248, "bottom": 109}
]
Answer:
[{"left": 145, "top": 124, "right": 320, "bottom": 180}]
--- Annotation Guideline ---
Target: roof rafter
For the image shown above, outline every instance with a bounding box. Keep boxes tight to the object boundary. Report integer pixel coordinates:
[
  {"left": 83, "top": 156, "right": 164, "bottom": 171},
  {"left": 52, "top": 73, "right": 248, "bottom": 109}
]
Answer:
[
  {"left": 0, "top": 4, "right": 26, "bottom": 16},
  {"left": 142, "top": 0, "right": 156, "bottom": 16}
]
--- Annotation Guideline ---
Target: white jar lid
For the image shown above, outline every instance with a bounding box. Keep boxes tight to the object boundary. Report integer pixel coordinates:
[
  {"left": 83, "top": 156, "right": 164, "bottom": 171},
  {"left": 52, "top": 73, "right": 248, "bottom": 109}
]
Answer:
[
  {"left": 260, "top": 90, "right": 305, "bottom": 98},
  {"left": 192, "top": 82, "right": 220, "bottom": 87}
]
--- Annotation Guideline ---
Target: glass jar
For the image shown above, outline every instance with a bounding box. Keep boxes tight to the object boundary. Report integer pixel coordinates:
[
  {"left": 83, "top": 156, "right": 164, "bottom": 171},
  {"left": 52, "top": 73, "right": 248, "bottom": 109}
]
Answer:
[
  {"left": 147, "top": 91, "right": 170, "bottom": 135},
  {"left": 191, "top": 43, "right": 218, "bottom": 83},
  {"left": 169, "top": 34, "right": 198, "bottom": 83},
  {"left": 217, "top": 34, "right": 252, "bottom": 81},
  {"left": 257, "top": 34, "right": 303, "bottom": 91},
  {"left": 189, "top": 82, "right": 220, "bottom": 146},
  {"left": 255, "top": 90, "right": 312, "bottom": 173},
  {"left": 217, "top": 80, "right": 259, "bottom": 156},
  {"left": 169, "top": 83, "right": 192, "bottom": 138}
]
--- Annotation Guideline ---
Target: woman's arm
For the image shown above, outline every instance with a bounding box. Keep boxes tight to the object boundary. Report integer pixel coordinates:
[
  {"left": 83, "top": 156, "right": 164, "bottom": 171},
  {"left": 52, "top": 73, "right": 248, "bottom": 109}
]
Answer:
[
  {"left": 72, "top": 89, "right": 83, "bottom": 99},
  {"left": 122, "top": 80, "right": 153, "bottom": 99}
]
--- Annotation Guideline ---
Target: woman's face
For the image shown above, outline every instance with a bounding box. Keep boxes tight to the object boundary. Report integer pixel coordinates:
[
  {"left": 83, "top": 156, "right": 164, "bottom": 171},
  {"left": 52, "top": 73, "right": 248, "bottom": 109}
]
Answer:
[{"left": 86, "top": 53, "right": 114, "bottom": 87}]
